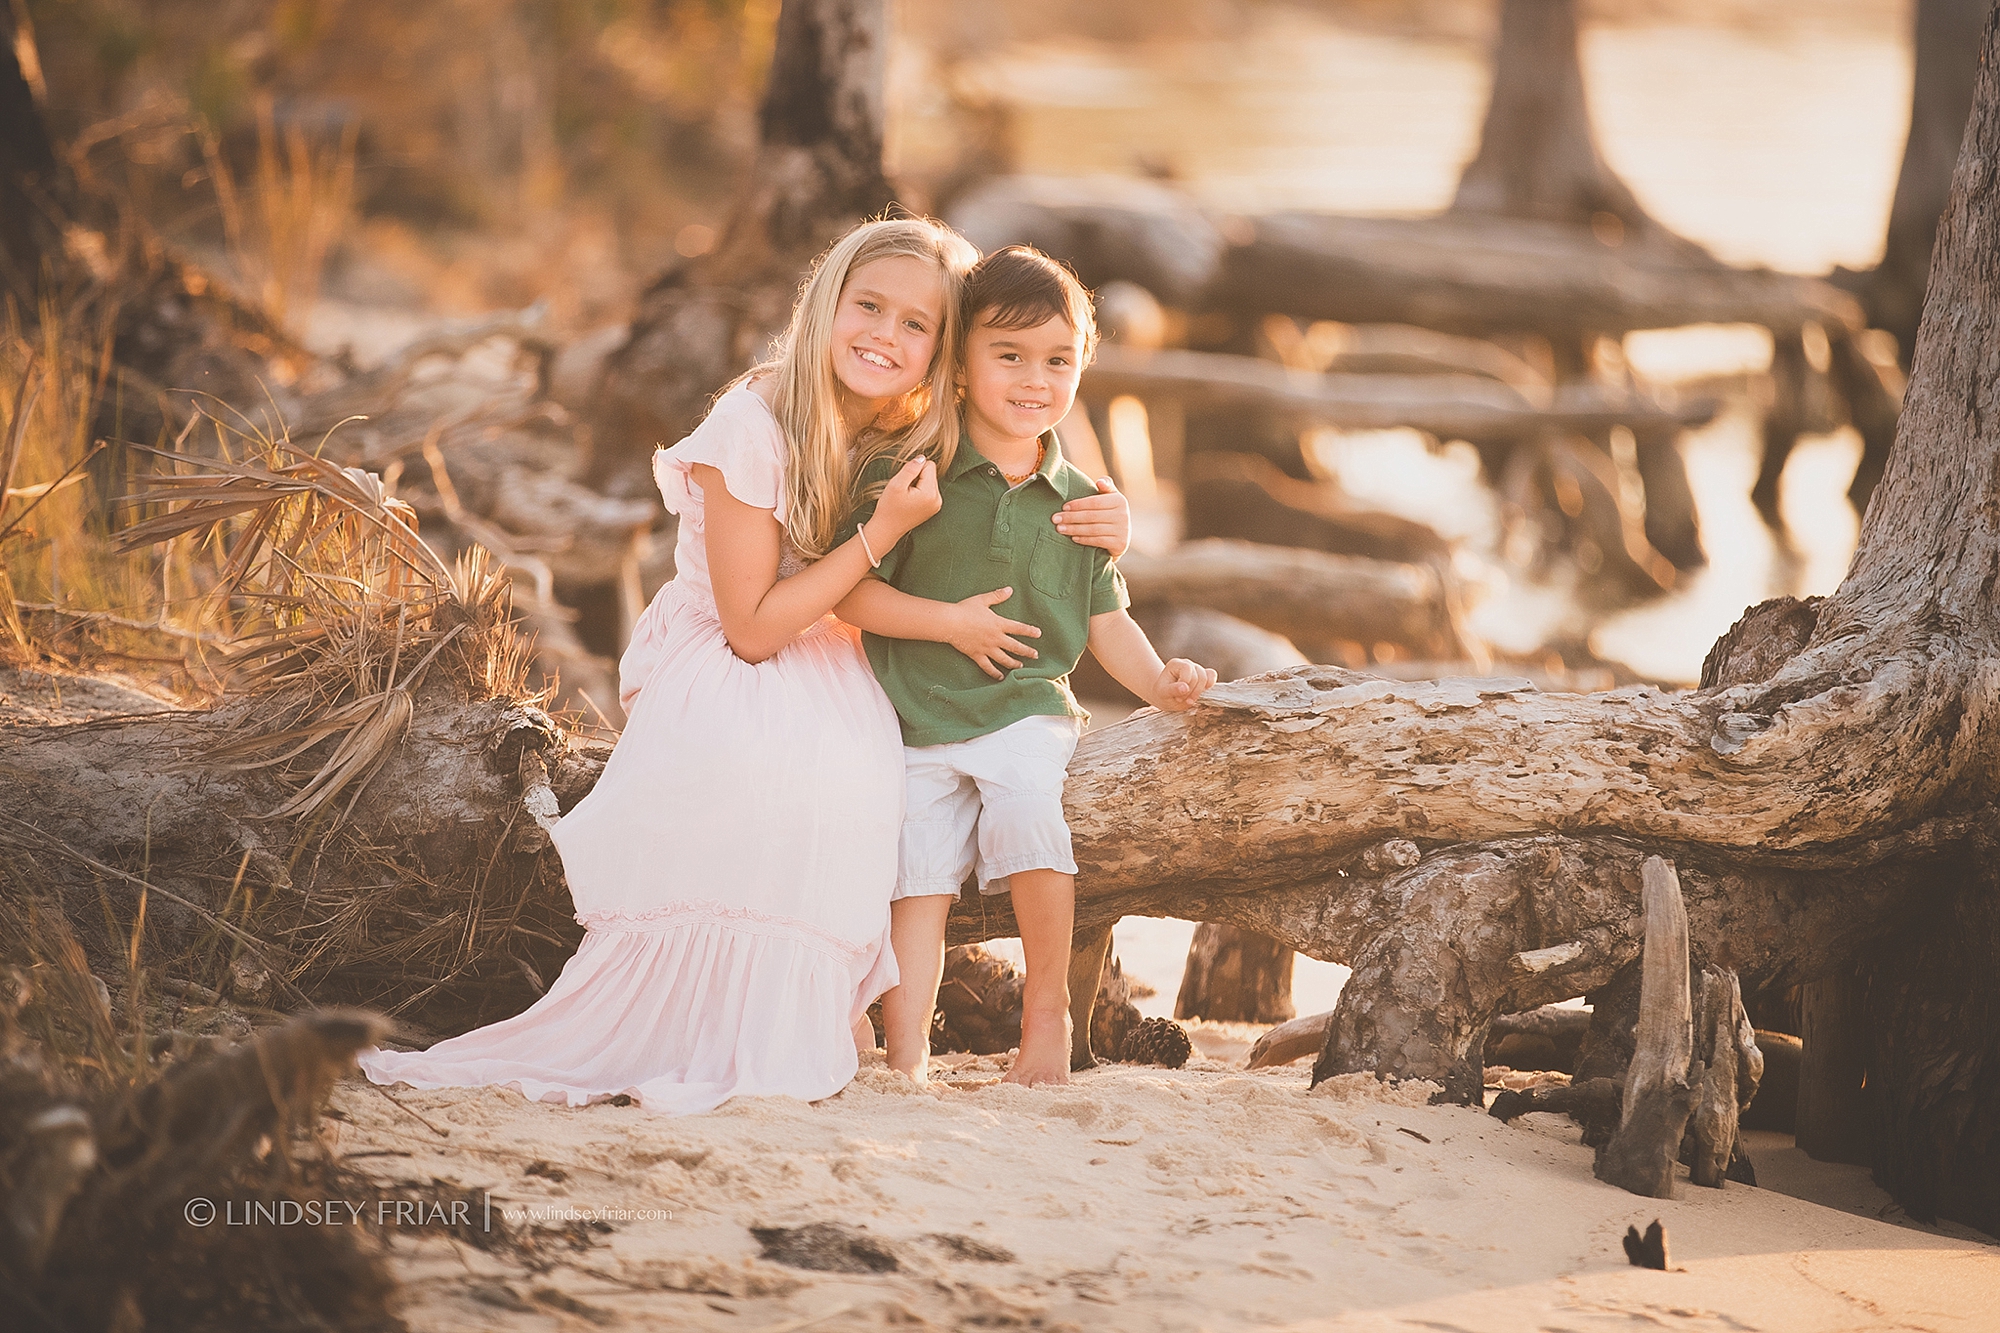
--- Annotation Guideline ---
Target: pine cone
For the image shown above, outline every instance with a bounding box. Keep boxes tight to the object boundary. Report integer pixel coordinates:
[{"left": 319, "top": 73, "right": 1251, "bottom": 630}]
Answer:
[{"left": 1121, "top": 1016, "right": 1192, "bottom": 1068}]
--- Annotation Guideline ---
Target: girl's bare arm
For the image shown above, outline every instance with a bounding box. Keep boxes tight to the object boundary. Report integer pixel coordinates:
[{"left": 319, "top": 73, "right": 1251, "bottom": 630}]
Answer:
[
  {"left": 700, "top": 458, "right": 937, "bottom": 663},
  {"left": 838, "top": 580, "right": 1043, "bottom": 680}
]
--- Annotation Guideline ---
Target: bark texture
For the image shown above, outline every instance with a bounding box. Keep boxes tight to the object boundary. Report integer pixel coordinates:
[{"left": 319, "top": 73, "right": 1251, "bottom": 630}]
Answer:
[
  {"left": 1, "top": 684, "right": 601, "bottom": 1040},
  {"left": 1594, "top": 857, "right": 1695, "bottom": 1199}
]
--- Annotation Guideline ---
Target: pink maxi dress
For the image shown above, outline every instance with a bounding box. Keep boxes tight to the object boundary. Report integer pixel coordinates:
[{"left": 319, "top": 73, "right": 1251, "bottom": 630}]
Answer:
[{"left": 353, "top": 384, "right": 904, "bottom": 1114}]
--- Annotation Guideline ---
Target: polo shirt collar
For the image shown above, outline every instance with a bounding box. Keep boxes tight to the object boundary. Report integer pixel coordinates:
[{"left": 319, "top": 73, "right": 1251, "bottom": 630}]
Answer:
[{"left": 949, "top": 429, "right": 1063, "bottom": 485}]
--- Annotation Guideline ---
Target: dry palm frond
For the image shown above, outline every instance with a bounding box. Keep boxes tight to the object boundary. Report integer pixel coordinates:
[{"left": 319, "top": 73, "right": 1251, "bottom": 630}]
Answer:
[{"left": 114, "top": 420, "right": 535, "bottom": 824}]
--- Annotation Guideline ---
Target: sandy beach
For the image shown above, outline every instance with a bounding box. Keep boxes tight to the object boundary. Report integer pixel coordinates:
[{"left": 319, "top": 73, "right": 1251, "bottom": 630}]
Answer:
[{"left": 330, "top": 1029, "right": 1999, "bottom": 1332}]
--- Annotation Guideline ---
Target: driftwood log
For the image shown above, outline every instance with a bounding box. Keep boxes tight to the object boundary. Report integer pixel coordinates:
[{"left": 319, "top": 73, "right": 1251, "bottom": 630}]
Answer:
[
  {"left": 1487, "top": 1003, "right": 1590, "bottom": 1073},
  {"left": 1079, "top": 346, "right": 1714, "bottom": 442},
  {"left": 1252, "top": 1002, "right": 1585, "bottom": 1074},
  {"left": 936, "top": 39, "right": 2000, "bottom": 1229},
  {"left": 0, "top": 671, "right": 604, "bottom": 1040},
  {"left": 1116, "top": 540, "right": 1469, "bottom": 662},
  {"left": 953, "top": 177, "right": 1865, "bottom": 348}
]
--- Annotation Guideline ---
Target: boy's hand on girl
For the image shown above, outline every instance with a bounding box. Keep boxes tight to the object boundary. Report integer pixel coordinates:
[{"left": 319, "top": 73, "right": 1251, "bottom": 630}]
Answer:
[
  {"left": 1152, "top": 658, "right": 1218, "bottom": 712},
  {"left": 1052, "top": 477, "right": 1132, "bottom": 558},
  {"left": 873, "top": 457, "right": 942, "bottom": 540},
  {"left": 947, "top": 587, "right": 1043, "bottom": 680}
]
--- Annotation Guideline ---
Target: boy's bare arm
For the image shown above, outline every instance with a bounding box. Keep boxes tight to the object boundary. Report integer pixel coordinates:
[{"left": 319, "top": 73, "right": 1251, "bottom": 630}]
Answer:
[
  {"left": 837, "top": 578, "right": 1045, "bottom": 681},
  {"left": 1086, "top": 609, "right": 1218, "bottom": 711}
]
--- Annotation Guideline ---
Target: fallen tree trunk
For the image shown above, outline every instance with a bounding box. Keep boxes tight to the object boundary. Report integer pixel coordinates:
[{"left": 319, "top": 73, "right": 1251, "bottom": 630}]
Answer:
[
  {"left": 1115, "top": 540, "right": 1471, "bottom": 661},
  {"left": 1079, "top": 345, "right": 1715, "bottom": 442},
  {"left": 1209, "top": 211, "right": 1862, "bottom": 343},
  {"left": 934, "top": 25, "right": 2000, "bottom": 1228},
  {"left": 951, "top": 176, "right": 1864, "bottom": 345},
  {"left": 0, "top": 679, "right": 603, "bottom": 1041},
  {"left": 1181, "top": 450, "right": 1454, "bottom": 568}
]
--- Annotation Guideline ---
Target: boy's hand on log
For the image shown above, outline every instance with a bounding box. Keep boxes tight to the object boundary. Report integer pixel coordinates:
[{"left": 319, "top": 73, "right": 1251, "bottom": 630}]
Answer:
[
  {"left": 1053, "top": 478, "right": 1131, "bottom": 557},
  {"left": 871, "top": 457, "right": 942, "bottom": 543},
  {"left": 1150, "top": 658, "right": 1217, "bottom": 712},
  {"left": 946, "top": 587, "right": 1042, "bottom": 680}
]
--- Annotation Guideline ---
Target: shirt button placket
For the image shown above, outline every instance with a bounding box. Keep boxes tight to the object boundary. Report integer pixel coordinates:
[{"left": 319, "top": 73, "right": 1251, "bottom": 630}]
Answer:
[{"left": 990, "top": 478, "right": 1013, "bottom": 563}]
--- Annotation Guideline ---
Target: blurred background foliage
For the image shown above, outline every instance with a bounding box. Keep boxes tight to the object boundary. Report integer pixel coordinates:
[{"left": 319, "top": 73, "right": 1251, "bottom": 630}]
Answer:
[
  {"left": 25, "top": 0, "right": 783, "bottom": 321},
  {"left": 19, "top": 0, "right": 1900, "bottom": 336}
]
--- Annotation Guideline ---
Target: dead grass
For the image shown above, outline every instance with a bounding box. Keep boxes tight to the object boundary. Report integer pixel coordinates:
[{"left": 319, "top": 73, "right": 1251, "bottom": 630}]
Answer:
[
  {"left": 2, "top": 288, "right": 563, "bottom": 1047},
  {"left": 204, "top": 94, "right": 360, "bottom": 334}
]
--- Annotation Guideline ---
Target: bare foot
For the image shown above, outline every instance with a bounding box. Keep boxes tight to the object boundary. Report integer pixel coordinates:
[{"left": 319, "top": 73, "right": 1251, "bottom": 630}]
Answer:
[
  {"left": 887, "top": 1044, "right": 931, "bottom": 1085},
  {"left": 1004, "top": 1009, "right": 1072, "bottom": 1087}
]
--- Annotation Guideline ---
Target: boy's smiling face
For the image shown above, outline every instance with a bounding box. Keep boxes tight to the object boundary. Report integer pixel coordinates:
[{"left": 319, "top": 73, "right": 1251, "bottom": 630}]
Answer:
[{"left": 959, "top": 311, "right": 1085, "bottom": 456}]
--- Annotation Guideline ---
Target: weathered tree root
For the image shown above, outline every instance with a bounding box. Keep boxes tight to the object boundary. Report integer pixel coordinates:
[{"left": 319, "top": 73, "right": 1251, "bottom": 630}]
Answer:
[{"left": 2, "top": 983, "right": 400, "bottom": 1331}]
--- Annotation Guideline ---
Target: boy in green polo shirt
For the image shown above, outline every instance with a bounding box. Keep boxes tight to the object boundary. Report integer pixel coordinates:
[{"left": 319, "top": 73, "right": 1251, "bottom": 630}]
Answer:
[{"left": 837, "top": 245, "right": 1217, "bottom": 1087}]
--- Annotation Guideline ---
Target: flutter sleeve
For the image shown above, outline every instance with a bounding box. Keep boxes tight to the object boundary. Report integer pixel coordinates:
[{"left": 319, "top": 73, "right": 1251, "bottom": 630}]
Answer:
[{"left": 652, "top": 386, "right": 789, "bottom": 521}]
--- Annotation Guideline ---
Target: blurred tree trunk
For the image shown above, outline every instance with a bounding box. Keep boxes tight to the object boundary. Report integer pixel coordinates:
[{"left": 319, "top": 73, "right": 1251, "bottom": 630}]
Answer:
[
  {"left": 1848, "top": 0, "right": 1984, "bottom": 372},
  {"left": 1175, "top": 923, "right": 1296, "bottom": 1024},
  {"left": 1448, "top": 0, "right": 1707, "bottom": 573},
  {"left": 587, "top": 0, "right": 895, "bottom": 492},
  {"left": 1450, "top": 0, "right": 1663, "bottom": 241},
  {"left": 0, "top": 6, "right": 64, "bottom": 305},
  {"left": 1823, "top": 0, "right": 1984, "bottom": 516}
]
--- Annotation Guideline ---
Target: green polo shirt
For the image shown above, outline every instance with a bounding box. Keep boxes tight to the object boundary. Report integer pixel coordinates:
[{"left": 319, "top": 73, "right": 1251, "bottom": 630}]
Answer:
[{"left": 838, "top": 430, "right": 1129, "bottom": 748}]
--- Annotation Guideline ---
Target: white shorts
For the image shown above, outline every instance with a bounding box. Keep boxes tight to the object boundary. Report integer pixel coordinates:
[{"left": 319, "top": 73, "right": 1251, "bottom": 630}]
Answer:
[{"left": 894, "top": 714, "right": 1083, "bottom": 901}]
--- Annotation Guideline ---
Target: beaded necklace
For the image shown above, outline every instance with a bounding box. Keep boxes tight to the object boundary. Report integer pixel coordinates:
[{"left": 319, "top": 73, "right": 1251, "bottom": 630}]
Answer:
[{"left": 999, "top": 436, "right": 1046, "bottom": 486}]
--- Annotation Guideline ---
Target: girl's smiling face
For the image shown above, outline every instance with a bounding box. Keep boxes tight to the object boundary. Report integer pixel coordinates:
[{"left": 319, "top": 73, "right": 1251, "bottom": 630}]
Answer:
[{"left": 830, "top": 255, "right": 945, "bottom": 411}]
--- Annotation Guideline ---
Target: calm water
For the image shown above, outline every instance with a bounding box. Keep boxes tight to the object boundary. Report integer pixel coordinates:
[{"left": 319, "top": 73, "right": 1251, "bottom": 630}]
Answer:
[{"left": 924, "top": 12, "right": 1909, "bottom": 1012}]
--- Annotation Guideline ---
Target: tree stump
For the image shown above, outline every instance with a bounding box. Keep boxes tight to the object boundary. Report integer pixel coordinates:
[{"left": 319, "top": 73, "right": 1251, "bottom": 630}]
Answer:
[
  {"left": 1174, "top": 924, "right": 1296, "bottom": 1025},
  {"left": 1593, "top": 857, "right": 1696, "bottom": 1199}
]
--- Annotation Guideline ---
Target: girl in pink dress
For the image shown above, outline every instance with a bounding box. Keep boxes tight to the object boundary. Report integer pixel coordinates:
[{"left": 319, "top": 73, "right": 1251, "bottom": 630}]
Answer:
[
  {"left": 352, "top": 219, "right": 962, "bottom": 1113},
  {"left": 354, "top": 219, "right": 1128, "bottom": 1114}
]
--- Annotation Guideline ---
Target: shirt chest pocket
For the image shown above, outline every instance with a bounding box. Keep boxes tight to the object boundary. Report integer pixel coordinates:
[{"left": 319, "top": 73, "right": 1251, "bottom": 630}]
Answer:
[{"left": 1029, "top": 527, "right": 1084, "bottom": 599}]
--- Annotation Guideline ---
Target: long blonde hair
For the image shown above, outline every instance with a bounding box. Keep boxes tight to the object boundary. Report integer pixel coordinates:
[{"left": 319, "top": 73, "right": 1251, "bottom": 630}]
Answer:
[{"left": 738, "top": 217, "right": 978, "bottom": 559}]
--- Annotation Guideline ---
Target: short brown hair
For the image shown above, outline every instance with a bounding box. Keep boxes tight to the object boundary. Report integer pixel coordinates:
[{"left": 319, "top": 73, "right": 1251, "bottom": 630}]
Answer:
[{"left": 961, "top": 245, "right": 1098, "bottom": 363}]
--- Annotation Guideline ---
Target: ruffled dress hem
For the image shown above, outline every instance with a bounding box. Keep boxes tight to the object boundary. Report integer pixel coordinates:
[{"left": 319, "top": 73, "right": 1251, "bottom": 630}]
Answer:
[{"left": 353, "top": 901, "right": 897, "bottom": 1117}]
